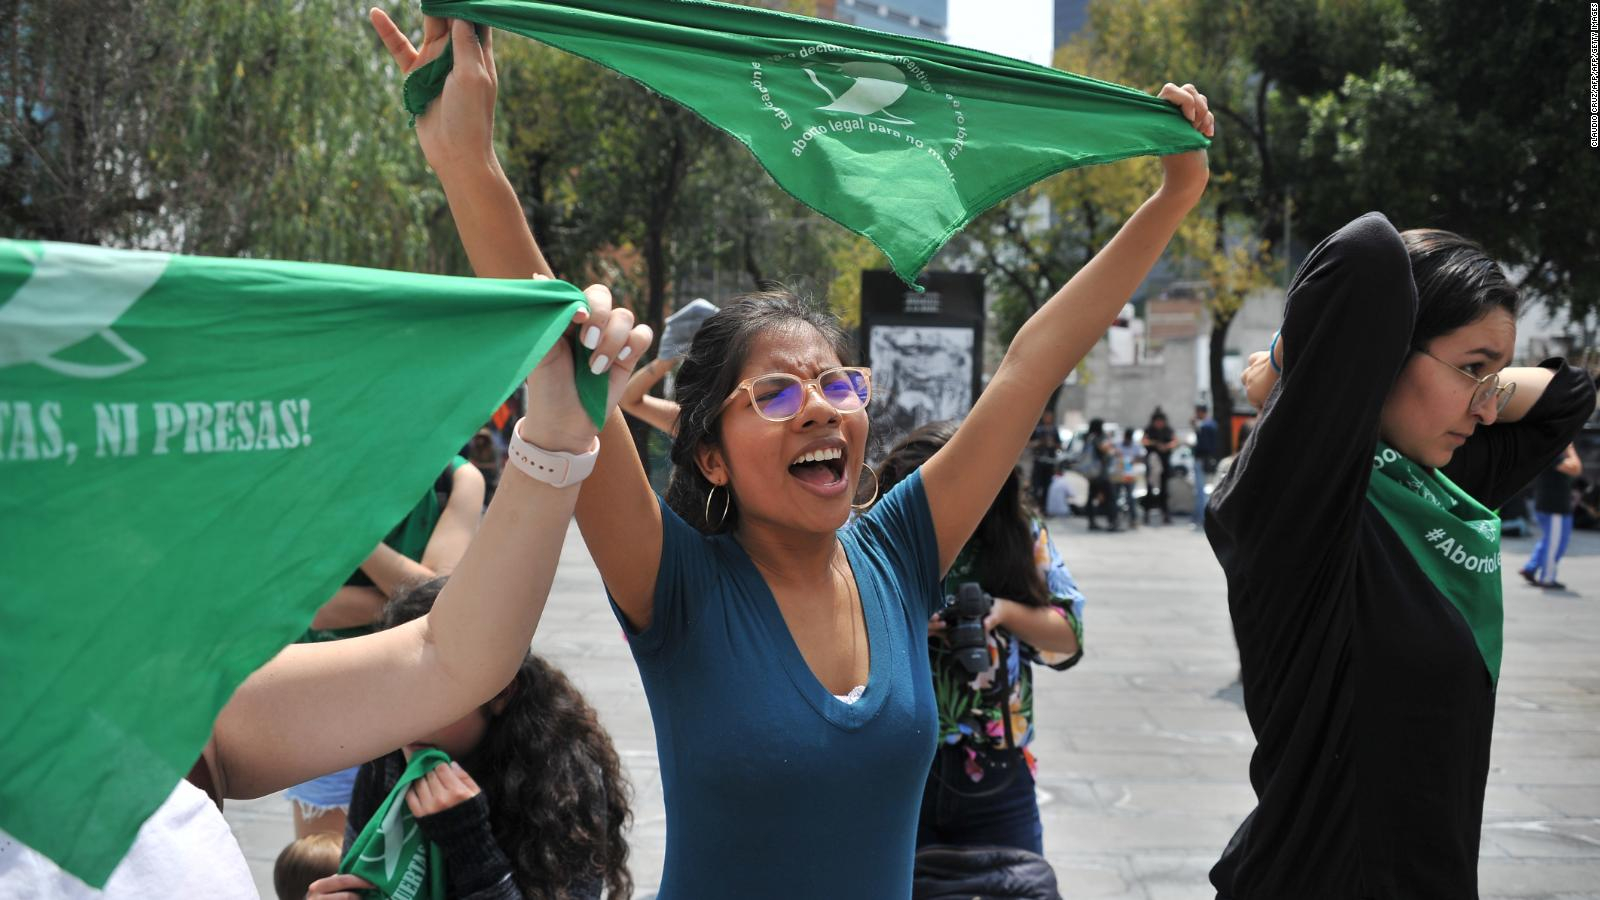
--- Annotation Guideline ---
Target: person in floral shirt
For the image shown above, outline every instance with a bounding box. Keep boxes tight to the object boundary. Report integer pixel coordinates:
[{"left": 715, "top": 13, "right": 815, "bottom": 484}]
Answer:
[{"left": 876, "top": 421, "right": 1085, "bottom": 855}]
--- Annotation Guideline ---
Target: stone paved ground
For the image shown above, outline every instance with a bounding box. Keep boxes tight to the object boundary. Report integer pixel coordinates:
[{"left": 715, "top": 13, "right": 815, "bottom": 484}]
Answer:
[{"left": 229, "top": 517, "right": 1600, "bottom": 898}]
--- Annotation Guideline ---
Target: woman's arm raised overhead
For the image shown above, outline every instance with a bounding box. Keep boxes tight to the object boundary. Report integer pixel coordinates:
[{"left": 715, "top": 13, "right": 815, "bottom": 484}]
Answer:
[
  {"left": 920, "top": 83, "right": 1212, "bottom": 572},
  {"left": 212, "top": 285, "right": 652, "bottom": 799},
  {"left": 621, "top": 356, "right": 684, "bottom": 437},
  {"left": 370, "top": 8, "right": 666, "bottom": 627}
]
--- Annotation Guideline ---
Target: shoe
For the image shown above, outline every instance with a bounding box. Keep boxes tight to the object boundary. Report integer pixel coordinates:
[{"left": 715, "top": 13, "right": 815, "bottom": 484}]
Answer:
[
  {"left": 1539, "top": 581, "right": 1566, "bottom": 590},
  {"left": 1519, "top": 569, "right": 1538, "bottom": 585},
  {"left": 1088, "top": 523, "right": 1104, "bottom": 531}
]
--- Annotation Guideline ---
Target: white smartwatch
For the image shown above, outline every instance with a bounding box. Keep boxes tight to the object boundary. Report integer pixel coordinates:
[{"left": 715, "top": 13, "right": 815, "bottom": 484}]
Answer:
[{"left": 506, "top": 417, "right": 600, "bottom": 488}]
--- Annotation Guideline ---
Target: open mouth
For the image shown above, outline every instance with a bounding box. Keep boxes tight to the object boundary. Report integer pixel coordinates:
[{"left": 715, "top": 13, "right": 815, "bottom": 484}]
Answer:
[{"left": 789, "top": 445, "right": 847, "bottom": 488}]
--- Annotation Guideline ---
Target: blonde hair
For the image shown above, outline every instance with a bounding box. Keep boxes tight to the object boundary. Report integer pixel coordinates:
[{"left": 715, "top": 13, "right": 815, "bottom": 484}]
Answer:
[{"left": 273, "top": 832, "right": 342, "bottom": 899}]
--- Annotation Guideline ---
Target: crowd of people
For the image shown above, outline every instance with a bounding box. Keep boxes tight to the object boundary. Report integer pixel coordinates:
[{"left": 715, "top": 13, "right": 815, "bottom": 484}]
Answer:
[
  {"left": 1033, "top": 402, "right": 1224, "bottom": 533},
  {"left": 3, "top": 10, "right": 1595, "bottom": 900}
]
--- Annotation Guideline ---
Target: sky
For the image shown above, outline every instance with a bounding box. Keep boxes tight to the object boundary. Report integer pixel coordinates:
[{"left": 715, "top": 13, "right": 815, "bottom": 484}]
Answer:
[{"left": 944, "top": 0, "right": 1056, "bottom": 67}]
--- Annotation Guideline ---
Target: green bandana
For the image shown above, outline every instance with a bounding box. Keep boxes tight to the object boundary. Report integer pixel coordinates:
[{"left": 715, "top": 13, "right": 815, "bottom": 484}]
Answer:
[
  {"left": 402, "top": 0, "right": 1208, "bottom": 285},
  {"left": 1366, "top": 441, "right": 1504, "bottom": 683},
  {"left": 0, "top": 239, "right": 601, "bottom": 887},
  {"left": 339, "top": 749, "right": 453, "bottom": 899}
]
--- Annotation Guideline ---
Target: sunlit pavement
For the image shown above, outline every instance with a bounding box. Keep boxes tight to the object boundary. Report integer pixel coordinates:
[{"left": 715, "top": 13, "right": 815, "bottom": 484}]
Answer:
[{"left": 228, "top": 517, "right": 1600, "bottom": 898}]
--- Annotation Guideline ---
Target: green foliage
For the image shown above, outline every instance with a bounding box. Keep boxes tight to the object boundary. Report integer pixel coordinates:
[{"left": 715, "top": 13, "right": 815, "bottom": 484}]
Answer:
[
  {"left": 2, "top": 0, "right": 440, "bottom": 271},
  {"left": 1294, "top": 0, "right": 1600, "bottom": 322},
  {"left": 957, "top": 17, "right": 1276, "bottom": 359}
]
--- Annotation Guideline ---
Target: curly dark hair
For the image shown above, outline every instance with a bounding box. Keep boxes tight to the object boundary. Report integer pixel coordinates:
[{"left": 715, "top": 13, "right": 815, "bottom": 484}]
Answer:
[
  {"left": 874, "top": 421, "right": 1051, "bottom": 609},
  {"left": 662, "top": 289, "right": 856, "bottom": 534},
  {"left": 383, "top": 579, "right": 632, "bottom": 899}
]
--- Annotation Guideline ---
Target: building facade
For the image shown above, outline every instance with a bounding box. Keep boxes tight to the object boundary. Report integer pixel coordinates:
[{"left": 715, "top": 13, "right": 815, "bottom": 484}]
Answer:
[{"left": 826, "top": 0, "right": 948, "bottom": 41}]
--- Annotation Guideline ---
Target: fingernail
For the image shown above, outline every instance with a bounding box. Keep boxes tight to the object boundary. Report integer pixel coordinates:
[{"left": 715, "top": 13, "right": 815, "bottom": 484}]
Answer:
[
  {"left": 451, "top": 761, "right": 465, "bottom": 774},
  {"left": 617, "top": 345, "right": 633, "bottom": 361},
  {"left": 589, "top": 353, "right": 610, "bottom": 375},
  {"left": 582, "top": 326, "right": 601, "bottom": 349}
]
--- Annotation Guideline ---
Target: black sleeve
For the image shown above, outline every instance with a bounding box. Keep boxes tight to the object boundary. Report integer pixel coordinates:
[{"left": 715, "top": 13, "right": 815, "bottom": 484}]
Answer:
[
  {"left": 1212, "top": 212, "right": 1416, "bottom": 574},
  {"left": 1442, "top": 360, "right": 1596, "bottom": 509},
  {"left": 415, "top": 792, "right": 524, "bottom": 899}
]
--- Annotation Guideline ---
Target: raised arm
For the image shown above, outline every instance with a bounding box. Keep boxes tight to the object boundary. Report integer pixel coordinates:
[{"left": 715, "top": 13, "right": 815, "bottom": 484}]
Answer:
[
  {"left": 352, "top": 463, "right": 486, "bottom": 597},
  {"left": 920, "top": 84, "right": 1212, "bottom": 572},
  {"left": 621, "top": 356, "right": 683, "bottom": 437},
  {"left": 211, "top": 285, "right": 651, "bottom": 799},
  {"left": 1249, "top": 334, "right": 1596, "bottom": 509},
  {"left": 371, "top": 11, "right": 552, "bottom": 279},
  {"left": 372, "top": 9, "right": 666, "bottom": 627},
  {"left": 418, "top": 463, "right": 486, "bottom": 574},
  {"left": 1442, "top": 363, "right": 1595, "bottom": 506}
]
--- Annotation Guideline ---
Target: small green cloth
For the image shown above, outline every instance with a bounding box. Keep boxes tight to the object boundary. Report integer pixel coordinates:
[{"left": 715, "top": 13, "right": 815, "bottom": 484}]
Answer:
[
  {"left": 1367, "top": 441, "right": 1504, "bottom": 683},
  {"left": 339, "top": 748, "right": 452, "bottom": 899}
]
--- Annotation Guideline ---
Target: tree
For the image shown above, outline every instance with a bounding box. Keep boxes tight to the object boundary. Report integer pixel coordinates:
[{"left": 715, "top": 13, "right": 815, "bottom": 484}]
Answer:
[
  {"left": 1066, "top": 0, "right": 1406, "bottom": 445},
  {"left": 947, "top": 28, "right": 1277, "bottom": 442},
  {"left": 1295, "top": 0, "right": 1600, "bottom": 329},
  {"left": 2, "top": 1, "right": 441, "bottom": 271}
]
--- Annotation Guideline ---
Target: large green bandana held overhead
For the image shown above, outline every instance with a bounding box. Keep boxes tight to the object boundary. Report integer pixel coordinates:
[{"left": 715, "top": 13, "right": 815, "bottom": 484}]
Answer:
[{"left": 403, "top": 0, "right": 1211, "bottom": 286}]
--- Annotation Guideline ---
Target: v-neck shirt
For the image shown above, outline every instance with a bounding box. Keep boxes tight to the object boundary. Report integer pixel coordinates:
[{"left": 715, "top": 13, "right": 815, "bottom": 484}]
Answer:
[{"left": 611, "top": 470, "right": 942, "bottom": 899}]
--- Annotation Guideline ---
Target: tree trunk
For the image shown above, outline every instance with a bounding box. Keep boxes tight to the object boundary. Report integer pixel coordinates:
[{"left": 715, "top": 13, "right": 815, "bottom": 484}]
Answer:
[
  {"left": 628, "top": 110, "right": 693, "bottom": 475},
  {"left": 1209, "top": 310, "right": 1237, "bottom": 454},
  {"left": 630, "top": 223, "right": 671, "bottom": 477}
]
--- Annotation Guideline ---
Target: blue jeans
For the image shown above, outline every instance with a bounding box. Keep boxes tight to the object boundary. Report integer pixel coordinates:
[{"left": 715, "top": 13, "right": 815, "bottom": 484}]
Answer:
[
  {"left": 1523, "top": 511, "right": 1573, "bottom": 583},
  {"left": 1192, "top": 467, "right": 1209, "bottom": 525},
  {"left": 916, "top": 745, "right": 1043, "bottom": 855}
]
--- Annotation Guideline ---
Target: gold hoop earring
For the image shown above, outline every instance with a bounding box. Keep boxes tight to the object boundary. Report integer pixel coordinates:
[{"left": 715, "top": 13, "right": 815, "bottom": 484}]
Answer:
[
  {"left": 705, "top": 483, "right": 732, "bottom": 530},
  {"left": 851, "top": 464, "right": 880, "bottom": 510}
]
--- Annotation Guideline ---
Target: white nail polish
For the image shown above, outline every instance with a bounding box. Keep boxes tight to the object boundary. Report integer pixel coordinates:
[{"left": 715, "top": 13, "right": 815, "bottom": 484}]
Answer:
[
  {"left": 582, "top": 326, "right": 601, "bottom": 349},
  {"left": 617, "top": 345, "right": 633, "bottom": 361},
  {"left": 589, "top": 353, "right": 610, "bottom": 375}
]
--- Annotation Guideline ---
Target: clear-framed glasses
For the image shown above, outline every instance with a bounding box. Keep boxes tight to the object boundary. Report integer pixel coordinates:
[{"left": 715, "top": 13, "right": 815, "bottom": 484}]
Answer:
[
  {"left": 1415, "top": 350, "right": 1516, "bottom": 416},
  {"left": 720, "top": 366, "right": 873, "bottom": 422}
]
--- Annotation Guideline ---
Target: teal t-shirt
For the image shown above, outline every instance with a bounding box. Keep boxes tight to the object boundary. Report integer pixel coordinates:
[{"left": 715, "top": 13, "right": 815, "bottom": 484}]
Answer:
[{"left": 613, "top": 470, "right": 942, "bottom": 899}]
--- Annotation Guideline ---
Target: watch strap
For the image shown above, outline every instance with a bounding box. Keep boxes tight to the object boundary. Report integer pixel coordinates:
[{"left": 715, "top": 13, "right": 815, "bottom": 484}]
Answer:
[{"left": 506, "top": 418, "right": 599, "bottom": 488}]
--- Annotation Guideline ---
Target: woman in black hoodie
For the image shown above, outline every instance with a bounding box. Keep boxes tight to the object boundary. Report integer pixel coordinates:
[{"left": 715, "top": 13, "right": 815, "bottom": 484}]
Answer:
[{"left": 1206, "top": 212, "right": 1594, "bottom": 899}]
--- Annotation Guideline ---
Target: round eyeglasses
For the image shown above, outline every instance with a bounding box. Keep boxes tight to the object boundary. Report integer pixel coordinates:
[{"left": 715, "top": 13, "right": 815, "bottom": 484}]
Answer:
[
  {"left": 1415, "top": 350, "right": 1516, "bottom": 416},
  {"left": 720, "top": 367, "right": 872, "bottom": 422}
]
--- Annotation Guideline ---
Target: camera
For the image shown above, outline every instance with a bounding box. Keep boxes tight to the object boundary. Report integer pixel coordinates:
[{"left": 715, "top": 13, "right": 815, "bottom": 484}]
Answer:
[{"left": 937, "top": 582, "right": 994, "bottom": 674}]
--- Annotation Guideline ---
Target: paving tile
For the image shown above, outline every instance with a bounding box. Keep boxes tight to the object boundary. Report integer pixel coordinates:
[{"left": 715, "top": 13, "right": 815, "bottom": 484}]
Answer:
[{"left": 220, "top": 518, "right": 1600, "bottom": 896}]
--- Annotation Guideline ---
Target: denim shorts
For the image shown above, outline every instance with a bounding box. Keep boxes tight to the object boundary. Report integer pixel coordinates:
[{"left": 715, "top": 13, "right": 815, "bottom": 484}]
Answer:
[{"left": 284, "top": 764, "right": 360, "bottom": 815}]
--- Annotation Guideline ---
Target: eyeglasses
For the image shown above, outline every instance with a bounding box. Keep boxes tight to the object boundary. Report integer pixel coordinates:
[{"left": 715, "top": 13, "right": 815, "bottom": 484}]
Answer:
[
  {"left": 1415, "top": 350, "right": 1516, "bottom": 416},
  {"left": 720, "top": 367, "right": 873, "bottom": 422}
]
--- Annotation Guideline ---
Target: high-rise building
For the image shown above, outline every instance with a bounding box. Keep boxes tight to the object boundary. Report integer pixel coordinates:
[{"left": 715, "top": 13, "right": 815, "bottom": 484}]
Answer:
[
  {"left": 1054, "top": 0, "right": 1089, "bottom": 49},
  {"left": 826, "top": 0, "right": 948, "bottom": 42}
]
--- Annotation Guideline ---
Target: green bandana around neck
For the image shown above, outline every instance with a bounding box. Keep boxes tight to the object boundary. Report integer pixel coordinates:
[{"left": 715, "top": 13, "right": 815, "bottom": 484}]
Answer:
[
  {"left": 1366, "top": 441, "right": 1504, "bottom": 684},
  {"left": 339, "top": 748, "right": 452, "bottom": 899}
]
